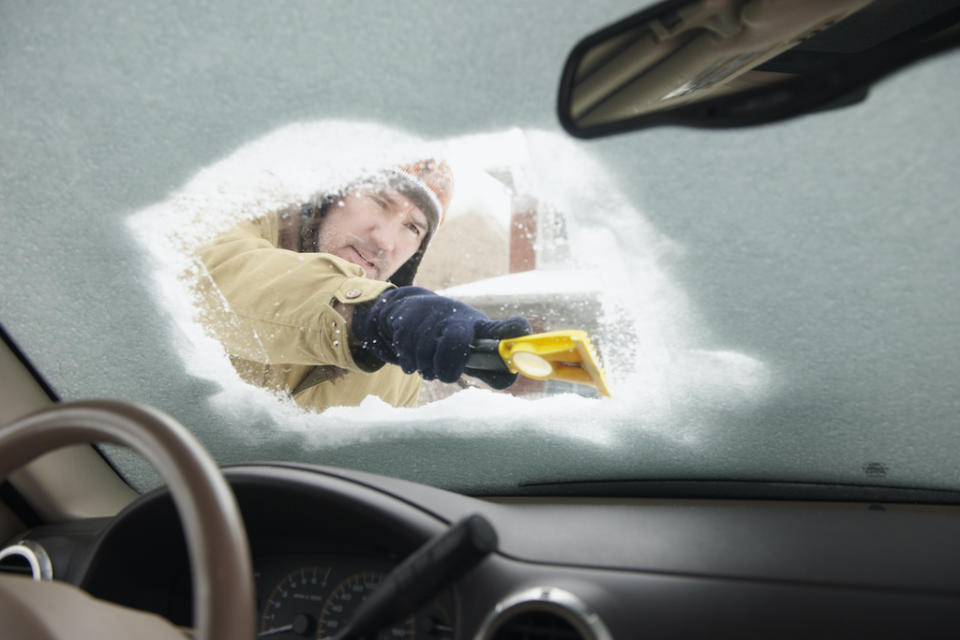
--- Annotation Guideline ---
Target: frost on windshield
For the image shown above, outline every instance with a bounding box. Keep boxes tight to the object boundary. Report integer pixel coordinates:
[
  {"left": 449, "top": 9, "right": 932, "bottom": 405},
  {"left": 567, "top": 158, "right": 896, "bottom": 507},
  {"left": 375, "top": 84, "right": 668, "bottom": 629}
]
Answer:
[{"left": 127, "top": 121, "right": 768, "bottom": 463}]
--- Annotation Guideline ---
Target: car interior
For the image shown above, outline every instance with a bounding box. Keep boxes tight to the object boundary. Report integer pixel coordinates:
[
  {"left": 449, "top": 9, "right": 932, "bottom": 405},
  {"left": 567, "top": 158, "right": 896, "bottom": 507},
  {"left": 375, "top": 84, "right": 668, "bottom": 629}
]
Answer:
[{"left": 3, "top": 1, "right": 960, "bottom": 639}]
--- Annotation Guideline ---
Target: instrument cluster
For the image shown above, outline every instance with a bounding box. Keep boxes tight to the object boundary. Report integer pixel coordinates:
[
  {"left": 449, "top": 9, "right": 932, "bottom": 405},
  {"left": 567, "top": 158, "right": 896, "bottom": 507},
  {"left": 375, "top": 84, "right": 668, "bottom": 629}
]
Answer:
[{"left": 254, "top": 553, "right": 457, "bottom": 639}]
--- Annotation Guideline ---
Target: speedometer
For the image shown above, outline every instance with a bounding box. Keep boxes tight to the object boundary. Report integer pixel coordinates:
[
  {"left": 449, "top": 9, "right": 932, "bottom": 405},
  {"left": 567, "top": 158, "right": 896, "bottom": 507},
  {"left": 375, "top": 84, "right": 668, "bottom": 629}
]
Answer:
[
  {"left": 258, "top": 566, "right": 333, "bottom": 638},
  {"left": 317, "top": 571, "right": 416, "bottom": 639}
]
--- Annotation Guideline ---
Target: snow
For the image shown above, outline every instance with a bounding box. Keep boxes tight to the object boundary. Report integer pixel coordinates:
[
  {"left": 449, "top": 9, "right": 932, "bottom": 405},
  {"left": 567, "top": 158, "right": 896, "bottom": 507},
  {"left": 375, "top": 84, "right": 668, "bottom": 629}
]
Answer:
[
  {"left": 127, "top": 120, "right": 770, "bottom": 457},
  {"left": 439, "top": 269, "right": 601, "bottom": 297}
]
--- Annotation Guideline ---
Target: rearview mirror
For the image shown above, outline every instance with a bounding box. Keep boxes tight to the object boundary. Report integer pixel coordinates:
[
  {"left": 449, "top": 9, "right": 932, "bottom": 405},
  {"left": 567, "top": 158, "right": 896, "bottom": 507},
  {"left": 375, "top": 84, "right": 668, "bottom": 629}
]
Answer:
[{"left": 558, "top": 0, "right": 960, "bottom": 137}]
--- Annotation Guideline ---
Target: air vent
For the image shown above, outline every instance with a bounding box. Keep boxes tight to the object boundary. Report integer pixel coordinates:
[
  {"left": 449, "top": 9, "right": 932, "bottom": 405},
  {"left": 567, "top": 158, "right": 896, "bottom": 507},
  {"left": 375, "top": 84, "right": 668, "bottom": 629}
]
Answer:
[
  {"left": 0, "top": 553, "right": 34, "bottom": 576},
  {"left": 476, "top": 586, "right": 612, "bottom": 640},
  {"left": 490, "top": 610, "right": 584, "bottom": 640},
  {"left": 0, "top": 540, "right": 52, "bottom": 581}
]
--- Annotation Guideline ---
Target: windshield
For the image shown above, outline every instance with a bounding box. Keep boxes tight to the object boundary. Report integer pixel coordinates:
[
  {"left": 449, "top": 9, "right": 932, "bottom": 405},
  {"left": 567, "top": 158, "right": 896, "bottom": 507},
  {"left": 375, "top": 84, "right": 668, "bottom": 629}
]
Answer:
[{"left": 2, "top": 1, "right": 958, "bottom": 496}]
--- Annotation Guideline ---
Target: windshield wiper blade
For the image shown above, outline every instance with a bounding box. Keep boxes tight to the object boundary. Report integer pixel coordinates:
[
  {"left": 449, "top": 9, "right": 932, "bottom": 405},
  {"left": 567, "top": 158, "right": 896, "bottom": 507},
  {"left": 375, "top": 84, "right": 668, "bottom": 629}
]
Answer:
[{"left": 512, "top": 479, "right": 960, "bottom": 504}]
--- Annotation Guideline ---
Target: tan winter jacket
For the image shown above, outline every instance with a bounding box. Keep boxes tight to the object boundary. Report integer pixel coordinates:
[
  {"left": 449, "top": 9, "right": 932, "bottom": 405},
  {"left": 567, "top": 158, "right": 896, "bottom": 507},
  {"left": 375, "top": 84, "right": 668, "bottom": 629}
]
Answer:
[{"left": 193, "top": 213, "right": 421, "bottom": 411}]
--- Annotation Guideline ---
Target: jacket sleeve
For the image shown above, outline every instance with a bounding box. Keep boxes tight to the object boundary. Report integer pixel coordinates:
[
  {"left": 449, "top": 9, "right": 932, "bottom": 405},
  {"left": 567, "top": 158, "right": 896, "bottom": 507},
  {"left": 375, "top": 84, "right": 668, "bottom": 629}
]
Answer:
[{"left": 192, "top": 216, "right": 393, "bottom": 371}]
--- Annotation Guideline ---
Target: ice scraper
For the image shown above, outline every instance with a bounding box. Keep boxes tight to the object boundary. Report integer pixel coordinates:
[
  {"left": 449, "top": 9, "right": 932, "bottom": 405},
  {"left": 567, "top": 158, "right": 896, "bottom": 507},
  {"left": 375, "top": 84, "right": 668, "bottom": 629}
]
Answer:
[{"left": 465, "top": 330, "right": 611, "bottom": 396}]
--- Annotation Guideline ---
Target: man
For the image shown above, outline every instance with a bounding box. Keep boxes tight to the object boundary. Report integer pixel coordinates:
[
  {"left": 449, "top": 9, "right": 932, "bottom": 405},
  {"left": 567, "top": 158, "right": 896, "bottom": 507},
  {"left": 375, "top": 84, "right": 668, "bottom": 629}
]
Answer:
[{"left": 194, "top": 159, "right": 530, "bottom": 412}]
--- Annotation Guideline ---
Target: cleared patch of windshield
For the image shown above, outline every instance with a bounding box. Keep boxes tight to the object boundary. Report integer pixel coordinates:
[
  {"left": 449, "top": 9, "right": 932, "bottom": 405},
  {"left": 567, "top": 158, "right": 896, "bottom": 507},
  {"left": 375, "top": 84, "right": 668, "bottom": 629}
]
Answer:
[{"left": 123, "top": 121, "right": 768, "bottom": 485}]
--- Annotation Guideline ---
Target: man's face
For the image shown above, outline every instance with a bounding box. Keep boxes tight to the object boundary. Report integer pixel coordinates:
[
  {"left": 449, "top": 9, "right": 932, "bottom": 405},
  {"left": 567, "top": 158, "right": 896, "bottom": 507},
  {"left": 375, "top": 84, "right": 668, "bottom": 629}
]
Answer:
[{"left": 316, "top": 187, "right": 429, "bottom": 280}]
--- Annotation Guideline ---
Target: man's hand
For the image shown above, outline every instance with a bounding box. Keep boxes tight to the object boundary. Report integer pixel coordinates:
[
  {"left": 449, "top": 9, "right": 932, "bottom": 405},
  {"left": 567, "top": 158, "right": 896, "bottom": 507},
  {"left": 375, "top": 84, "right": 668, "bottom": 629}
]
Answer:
[{"left": 352, "top": 287, "right": 531, "bottom": 389}]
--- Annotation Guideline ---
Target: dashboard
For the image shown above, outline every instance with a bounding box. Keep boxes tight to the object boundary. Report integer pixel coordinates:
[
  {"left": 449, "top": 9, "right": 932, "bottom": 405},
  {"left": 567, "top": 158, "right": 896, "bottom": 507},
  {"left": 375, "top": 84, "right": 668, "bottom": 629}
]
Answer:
[{"left": 7, "top": 462, "right": 960, "bottom": 638}]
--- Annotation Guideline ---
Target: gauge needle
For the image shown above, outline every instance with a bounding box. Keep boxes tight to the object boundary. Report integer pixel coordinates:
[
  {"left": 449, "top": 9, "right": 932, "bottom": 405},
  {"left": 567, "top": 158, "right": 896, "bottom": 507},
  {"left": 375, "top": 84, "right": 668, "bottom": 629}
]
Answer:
[
  {"left": 260, "top": 613, "right": 318, "bottom": 638},
  {"left": 258, "top": 624, "right": 294, "bottom": 637}
]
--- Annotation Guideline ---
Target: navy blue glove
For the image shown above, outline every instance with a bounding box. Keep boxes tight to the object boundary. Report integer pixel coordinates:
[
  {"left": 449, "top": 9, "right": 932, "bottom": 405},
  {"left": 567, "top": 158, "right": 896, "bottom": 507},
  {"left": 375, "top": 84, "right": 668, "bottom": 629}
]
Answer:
[{"left": 352, "top": 286, "right": 531, "bottom": 389}]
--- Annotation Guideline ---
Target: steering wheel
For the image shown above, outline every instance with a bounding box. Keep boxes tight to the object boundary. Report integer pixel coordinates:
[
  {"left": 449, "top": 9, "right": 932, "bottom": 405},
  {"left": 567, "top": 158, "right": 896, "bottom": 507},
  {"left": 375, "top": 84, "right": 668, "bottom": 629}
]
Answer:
[{"left": 0, "top": 400, "right": 255, "bottom": 640}]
